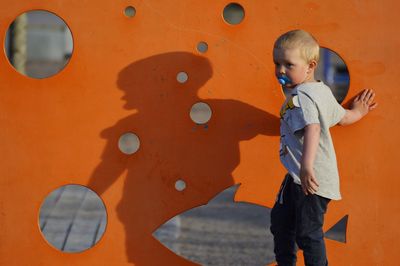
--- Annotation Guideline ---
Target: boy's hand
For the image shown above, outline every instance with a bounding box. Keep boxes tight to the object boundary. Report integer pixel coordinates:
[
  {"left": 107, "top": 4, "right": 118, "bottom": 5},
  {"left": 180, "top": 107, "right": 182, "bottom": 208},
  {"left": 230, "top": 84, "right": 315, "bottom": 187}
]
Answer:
[
  {"left": 300, "top": 165, "right": 319, "bottom": 195},
  {"left": 339, "top": 88, "right": 378, "bottom": 126},
  {"left": 351, "top": 88, "right": 378, "bottom": 116}
]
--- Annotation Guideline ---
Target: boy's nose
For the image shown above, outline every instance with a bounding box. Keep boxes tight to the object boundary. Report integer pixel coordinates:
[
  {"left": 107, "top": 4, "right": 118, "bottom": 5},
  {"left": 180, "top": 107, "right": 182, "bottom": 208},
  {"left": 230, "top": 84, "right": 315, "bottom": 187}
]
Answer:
[{"left": 278, "top": 66, "right": 285, "bottom": 75}]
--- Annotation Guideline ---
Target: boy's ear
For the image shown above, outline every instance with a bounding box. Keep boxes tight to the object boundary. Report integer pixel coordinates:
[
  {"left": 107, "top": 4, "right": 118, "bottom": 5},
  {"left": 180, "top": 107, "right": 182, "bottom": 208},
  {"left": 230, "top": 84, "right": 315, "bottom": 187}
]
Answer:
[
  {"left": 307, "top": 59, "right": 318, "bottom": 73},
  {"left": 308, "top": 59, "right": 317, "bottom": 70}
]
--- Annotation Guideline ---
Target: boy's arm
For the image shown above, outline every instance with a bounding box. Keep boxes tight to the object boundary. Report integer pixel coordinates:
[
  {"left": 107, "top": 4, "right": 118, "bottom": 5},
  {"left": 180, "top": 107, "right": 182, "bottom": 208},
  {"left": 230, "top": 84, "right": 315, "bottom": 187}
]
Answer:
[
  {"left": 339, "top": 89, "right": 378, "bottom": 126},
  {"left": 300, "top": 123, "right": 320, "bottom": 195}
]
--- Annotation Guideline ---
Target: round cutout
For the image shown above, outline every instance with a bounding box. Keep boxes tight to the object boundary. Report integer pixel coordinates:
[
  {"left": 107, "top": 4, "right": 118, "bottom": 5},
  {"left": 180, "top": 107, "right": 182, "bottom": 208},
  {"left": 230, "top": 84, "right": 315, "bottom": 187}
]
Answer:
[
  {"left": 175, "top": 180, "right": 186, "bottom": 191},
  {"left": 197, "top": 42, "right": 208, "bottom": 53},
  {"left": 118, "top": 132, "right": 140, "bottom": 155},
  {"left": 223, "top": 3, "right": 245, "bottom": 25},
  {"left": 315, "top": 47, "right": 350, "bottom": 103},
  {"left": 39, "top": 184, "right": 107, "bottom": 252},
  {"left": 177, "top": 71, "right": 189, "bottom": 83},
  {"left": 124, "top": 6, "right": 136, "bottom": 17},
  {"left": 190, "top": 102, "right": 212, "bottom": 124},
  {"left": 5, "top": 10, "right": 73, "bottom": 79}
]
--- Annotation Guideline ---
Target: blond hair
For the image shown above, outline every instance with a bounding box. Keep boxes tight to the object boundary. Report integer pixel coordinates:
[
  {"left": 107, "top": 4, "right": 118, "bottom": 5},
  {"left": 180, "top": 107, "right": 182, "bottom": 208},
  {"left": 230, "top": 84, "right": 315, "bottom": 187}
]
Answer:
[{"left": 274, "top": 30, "right": 320, "bottom": 62}]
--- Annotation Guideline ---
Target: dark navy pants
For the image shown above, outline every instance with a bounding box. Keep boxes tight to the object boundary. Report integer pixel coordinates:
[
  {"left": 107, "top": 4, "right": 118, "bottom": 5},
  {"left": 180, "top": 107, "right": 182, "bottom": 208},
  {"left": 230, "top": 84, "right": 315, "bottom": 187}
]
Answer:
[{"left": 270, "top": 174, "right": 330, "bottom": 266}]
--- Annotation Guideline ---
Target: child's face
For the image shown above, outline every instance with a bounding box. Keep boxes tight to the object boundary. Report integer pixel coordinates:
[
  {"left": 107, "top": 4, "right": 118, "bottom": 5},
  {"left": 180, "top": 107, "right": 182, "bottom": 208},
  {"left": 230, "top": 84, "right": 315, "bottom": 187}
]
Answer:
[{"left": 273, "top": 47, "right": 315, "bottom": 89}]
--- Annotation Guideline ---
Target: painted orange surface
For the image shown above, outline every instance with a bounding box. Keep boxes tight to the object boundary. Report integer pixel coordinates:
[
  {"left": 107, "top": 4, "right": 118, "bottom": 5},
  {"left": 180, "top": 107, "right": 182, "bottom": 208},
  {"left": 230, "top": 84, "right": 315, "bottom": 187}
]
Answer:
[{"left": 0, "top": 1, "right": 397, "bottom": 265}]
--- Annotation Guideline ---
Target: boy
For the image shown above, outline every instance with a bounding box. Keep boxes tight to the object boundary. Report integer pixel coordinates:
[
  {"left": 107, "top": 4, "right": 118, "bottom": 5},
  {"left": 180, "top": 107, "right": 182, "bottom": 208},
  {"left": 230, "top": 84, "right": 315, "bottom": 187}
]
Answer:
[{"left": 270, "top": 29, "right": 377, "bottom": 266}]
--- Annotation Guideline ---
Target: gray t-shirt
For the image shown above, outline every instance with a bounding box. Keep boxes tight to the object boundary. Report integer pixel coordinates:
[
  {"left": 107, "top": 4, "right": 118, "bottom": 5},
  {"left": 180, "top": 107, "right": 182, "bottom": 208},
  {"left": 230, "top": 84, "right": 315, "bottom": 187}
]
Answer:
[{"left": 279, "top": 81, "right": 346, "bottom": 200}]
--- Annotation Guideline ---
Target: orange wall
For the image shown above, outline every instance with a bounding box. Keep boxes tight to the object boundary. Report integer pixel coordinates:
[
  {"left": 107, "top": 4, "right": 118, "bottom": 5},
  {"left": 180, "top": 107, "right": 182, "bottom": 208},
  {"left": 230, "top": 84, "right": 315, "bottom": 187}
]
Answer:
[{"left": 0, "top": 1, "right": 397, "bottom": 265}]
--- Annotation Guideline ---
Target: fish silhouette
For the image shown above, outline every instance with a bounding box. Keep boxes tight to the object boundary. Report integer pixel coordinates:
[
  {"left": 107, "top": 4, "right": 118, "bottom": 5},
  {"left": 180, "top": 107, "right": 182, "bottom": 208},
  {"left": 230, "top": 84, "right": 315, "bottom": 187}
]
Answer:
[
  {"left": 153, "top": 184, "right": 348, "bottom": 266},
  {"left": 153, "top": 184, "right": 275, "bottom": 265}
]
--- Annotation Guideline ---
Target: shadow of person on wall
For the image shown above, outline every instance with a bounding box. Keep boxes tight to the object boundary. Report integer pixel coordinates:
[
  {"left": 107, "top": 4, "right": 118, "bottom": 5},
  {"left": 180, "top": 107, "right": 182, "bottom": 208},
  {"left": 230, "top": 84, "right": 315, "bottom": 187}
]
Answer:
[{"left": 87, "top": 52, "right": 279, "bottom": 265}]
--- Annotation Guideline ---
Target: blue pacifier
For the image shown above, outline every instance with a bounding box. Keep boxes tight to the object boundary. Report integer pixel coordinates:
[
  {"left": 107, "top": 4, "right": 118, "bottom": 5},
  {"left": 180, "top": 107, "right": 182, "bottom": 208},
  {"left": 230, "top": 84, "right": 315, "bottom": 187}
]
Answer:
[{"left": 278, "top": 75, "right": 291, "bottom": 86}]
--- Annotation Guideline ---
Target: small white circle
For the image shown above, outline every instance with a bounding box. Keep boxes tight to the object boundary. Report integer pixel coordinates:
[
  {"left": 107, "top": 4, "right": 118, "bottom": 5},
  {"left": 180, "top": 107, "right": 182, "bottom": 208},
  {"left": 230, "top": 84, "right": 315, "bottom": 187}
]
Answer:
[
  {"left": 175, "top": 180, "right": 186, "bottom": 191},
  {"left": 190, "top": 102, "right": 212, "bottom": 124},
  {"left": 197, "top": 42, "right": 208, "bottom": 53},
  {"left": 118, "top": 133, "right": 140, "bottom": 155},
  {"left": 177, "top": 72, "right": 188, "bottom": 83},
  {"left": 124, "top": 6, "right": 136, "bottom": 17}
]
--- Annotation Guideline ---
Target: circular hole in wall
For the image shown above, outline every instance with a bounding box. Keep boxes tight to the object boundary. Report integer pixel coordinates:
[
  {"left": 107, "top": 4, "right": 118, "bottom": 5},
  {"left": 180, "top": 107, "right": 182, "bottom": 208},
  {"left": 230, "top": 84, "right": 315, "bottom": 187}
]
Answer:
[
  {"left": 38, "top": 184, "right": 107, "bottom": 252},
  {"left": 223, "top": 3, "right": 245, "bottom": 25},
  {"left": 175, "top": 180, "right": 187, "bottom": 191},
  {"left": 197, "top": 41, "right": 208, "bottom": 53},
  {"left": 315, "top": 47, "right": 350, "bottom": 103},
  {"left": 190, "top": 102, "right": 212, "bottom": 124},
  {"left": 5, "top": 10, "right": 73, "bottom": 79},
  {"left": 118, "top": 132, "right": 140, "bottom": 155},
  {"left": 177, "top": 71, "right": 189, "bottom": 83},
  {"left": 124, "top": 6, "right": 136, "bottom": 18}
]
